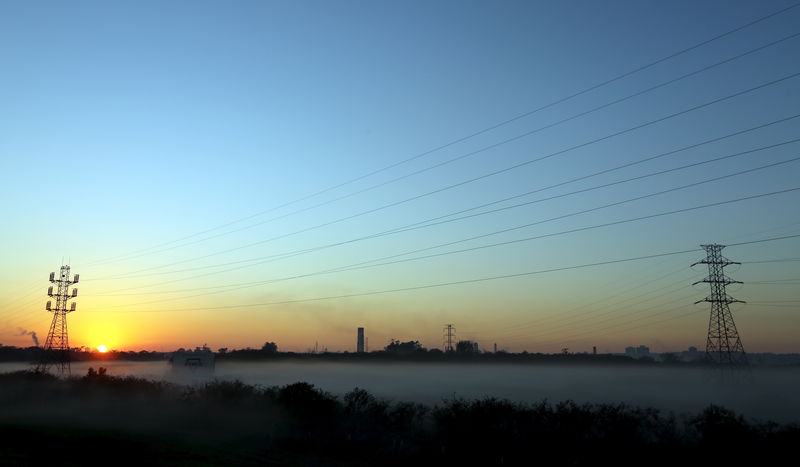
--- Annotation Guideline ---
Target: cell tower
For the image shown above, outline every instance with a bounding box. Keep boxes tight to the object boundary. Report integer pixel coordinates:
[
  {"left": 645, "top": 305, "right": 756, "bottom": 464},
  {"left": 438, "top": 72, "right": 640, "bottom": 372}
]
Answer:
[
  {"left": 691, "top": 244, "right": 747, "bottom": 367},
  {"left": 443, "top": 324, "right": 455, "bottom": 352},
  {"left": 37, "top": 265, "right": 79, "bottom": 375}
]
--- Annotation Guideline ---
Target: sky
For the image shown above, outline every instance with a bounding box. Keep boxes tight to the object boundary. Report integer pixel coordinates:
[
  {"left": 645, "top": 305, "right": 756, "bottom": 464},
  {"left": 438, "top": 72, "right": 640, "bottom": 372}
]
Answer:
[{"left": 1, "top": 0, "right": 799, "bottom": 353}]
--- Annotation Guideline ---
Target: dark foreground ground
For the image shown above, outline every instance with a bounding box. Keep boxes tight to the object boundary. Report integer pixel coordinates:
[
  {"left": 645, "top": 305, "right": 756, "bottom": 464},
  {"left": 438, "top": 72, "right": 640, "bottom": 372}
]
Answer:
[{"left": 1, "top": 370, "right": 798, "bottom": 466}]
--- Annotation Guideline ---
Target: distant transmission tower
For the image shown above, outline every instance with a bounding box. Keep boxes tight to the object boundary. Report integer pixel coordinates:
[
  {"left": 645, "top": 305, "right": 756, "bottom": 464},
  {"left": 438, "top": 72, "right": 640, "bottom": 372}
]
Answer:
[
  {"left": 692, "top": 244, "right": 747, "bottom": 367},
  {"left": 37, "top": 265, "right": 79, "bottom": 375},
  {"left": 443, "top": 324, "right": 455, "bottom": 352}
]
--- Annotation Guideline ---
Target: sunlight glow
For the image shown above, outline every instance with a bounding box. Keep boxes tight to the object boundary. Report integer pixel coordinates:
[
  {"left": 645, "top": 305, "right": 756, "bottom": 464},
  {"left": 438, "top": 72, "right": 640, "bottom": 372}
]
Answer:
[{"left": 97, "top": 345, "right": 107, "bottom": 353}]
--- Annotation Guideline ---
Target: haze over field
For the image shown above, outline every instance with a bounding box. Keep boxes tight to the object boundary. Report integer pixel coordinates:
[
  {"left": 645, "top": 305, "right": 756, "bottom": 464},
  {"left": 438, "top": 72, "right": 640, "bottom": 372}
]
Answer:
[{"left": 2, "top": 360, "right": 798, "bottom": 422}]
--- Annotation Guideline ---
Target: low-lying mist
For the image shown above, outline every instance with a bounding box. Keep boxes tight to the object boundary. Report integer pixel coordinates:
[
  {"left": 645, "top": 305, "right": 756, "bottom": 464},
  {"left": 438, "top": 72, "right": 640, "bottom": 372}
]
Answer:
[{"left": 3, "top": 360, "right": 797, "bottom": 422}]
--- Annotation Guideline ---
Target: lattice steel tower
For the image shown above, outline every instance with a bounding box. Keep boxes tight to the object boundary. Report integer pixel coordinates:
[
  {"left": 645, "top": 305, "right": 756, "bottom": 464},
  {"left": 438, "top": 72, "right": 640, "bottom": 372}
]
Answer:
[
  {"left": 692, "top": 244, "right": 747, "bottom": 366},
  {"left": 443, "top": 324, "right": 455, "bottom": 353},
  {"left": 37, "top": 265, "right": 79, "bottom": 375}
]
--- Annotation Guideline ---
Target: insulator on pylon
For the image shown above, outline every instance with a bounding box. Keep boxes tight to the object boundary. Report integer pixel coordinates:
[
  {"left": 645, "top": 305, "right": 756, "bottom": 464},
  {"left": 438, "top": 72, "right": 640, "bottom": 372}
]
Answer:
[
  {"left": 49, "top": 272, "right": 55, "bottom": 282},
  {"left": 48, "top": 286, "right": 53, "bottom": 296},
  {"left": 73, "top": 274, "right": 79, "bottom": 284},
  {"left": 69, "top": 302, "right": 76, "bottom": 312},
  {"left": 72, "top": 288, "right": 78, "bottom": 297},
  {"left": 46, "top": 300, "right": 52, "bottom": 311}
]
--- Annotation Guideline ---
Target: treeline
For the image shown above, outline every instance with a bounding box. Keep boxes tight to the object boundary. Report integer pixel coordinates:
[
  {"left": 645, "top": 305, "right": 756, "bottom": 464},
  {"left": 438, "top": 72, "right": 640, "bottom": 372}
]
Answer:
[
  {"left": 217, "top": 341, "right": 670, "bottom": 365},
  {"left": 0, "top": 346, "right": 167, "bottom": 362},
  {"left": 0, "top": 370, "right": 797, "bottom": 466}
]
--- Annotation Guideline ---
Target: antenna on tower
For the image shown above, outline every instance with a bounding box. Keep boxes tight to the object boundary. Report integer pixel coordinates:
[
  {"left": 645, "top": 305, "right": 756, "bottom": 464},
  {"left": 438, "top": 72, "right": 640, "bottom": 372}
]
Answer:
[
  {"left": 692, "top": 244, "right": 747, "bottom": 368},
  {"left": 37, "top": 264, "right": 79, "bottom": 375}
]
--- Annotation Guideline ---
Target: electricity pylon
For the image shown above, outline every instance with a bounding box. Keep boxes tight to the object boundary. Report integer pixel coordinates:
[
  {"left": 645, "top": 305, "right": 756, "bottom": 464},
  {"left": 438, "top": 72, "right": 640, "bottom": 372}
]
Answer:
[
  {"left": 443, "top": 324, "right": 455, "bottom": 352},
  {"left": 37, "top": 265, "right": 79, "bottom": 375},
  {"left": 692, "top": 244, "right": 747, "bottom": 367}
]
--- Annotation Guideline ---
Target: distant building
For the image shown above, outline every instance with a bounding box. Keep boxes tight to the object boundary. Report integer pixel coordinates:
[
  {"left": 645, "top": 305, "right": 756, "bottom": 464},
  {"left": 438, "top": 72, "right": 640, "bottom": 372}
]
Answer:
[
  {"left": 625, "top": 345, "right": 651, "bottom": 359},
  {"left": 357, "top": 327, "right": 365, "bottom": 353},
  {"left": 593, "top": 346, "right": 597, "bottom": 355},
  {"left": 472, "top": 342, "right": 479, "bottom": 353},
  {"left": 681, "top": 346, "right": 701, "bottom": 362}
]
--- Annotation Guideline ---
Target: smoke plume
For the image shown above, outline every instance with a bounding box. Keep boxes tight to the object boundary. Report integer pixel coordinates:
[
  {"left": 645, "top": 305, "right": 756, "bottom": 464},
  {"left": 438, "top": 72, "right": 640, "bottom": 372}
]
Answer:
[{"left": 16, "top": 328, "right": 39, "bottom": 347}]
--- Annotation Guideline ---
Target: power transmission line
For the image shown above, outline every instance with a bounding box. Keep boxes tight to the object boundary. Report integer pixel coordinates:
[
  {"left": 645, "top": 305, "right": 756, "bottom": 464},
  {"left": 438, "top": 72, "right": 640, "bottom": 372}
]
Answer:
[
  {"left": 497, "top": 270, "right": 702, "bottom": 337},
  {"left": 493, "top": 260, "right": 692, "bottom": 333},
  {"left": 95, "top": 161, "right": 800, "bottom": 307},
  {"left": 528, "top": 303, "right": 698, "bottom": 350},
  {"left": 510, "top": 292, "right": 698, "bottom": 344},
  {"left": 81, "top": 6, "right": 799, "bottom": 268},
  {"left": 85, "top": 72, "right": 800, "bottom": 282},
  {"left": 499, "top": 282, "right": 698, "bottom": 342},
  {"left": 100, "top": 29, "right": 799, "bottom": 263},
  {"left": 92, "top": 130, "right": 800, "bottom": 282},
  {"left": 99, "top": 233, "right": 800, "bottom": 313},
  {"left": 99, "top": 180, "right": 800, "bottom": 305}
]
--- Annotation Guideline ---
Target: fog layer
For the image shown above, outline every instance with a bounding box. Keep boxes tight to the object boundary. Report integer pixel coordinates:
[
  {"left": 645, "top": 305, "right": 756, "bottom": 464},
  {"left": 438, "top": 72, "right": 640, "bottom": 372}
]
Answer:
[{"left": 2, "top": 360, "right": 797, "bottom": 421}]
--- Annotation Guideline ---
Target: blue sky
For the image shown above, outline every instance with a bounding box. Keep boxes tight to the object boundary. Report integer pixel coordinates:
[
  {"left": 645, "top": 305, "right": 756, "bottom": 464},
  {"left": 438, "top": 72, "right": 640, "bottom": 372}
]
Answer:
[{"left": 1, "top": 0, "right": 798, "bottom": 352}]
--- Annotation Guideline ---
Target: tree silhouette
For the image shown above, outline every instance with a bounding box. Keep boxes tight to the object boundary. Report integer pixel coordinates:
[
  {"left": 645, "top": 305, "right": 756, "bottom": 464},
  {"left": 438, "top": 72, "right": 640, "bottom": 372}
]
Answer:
[
  {"left": 456, "top": 340, "right": 477, "bottom": 354},
  {"left": 384, "top": 339, "right": 424, "bottom": 354}
]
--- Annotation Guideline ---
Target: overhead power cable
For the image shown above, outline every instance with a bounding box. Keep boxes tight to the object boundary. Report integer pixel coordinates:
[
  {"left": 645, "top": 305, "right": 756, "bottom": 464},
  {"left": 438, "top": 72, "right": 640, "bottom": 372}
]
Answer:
[
  {"left": 92, "top": 123, "right": 800, "bottom": 281},
  {"left": 504, "top": 290, "right": 697, "bottom": 342},
  {"left": 81, "top": 5, "right": 799, "bottom": 268},
  {"left": 499, "top": 280, "right": 697, "bottom": 341},
  {"left": 496, "top": 269, "right": 701, "bottom": 335},
  {"left": 494, "top": 260, "right": 693, "bottom": 332},
  {"left": 98, "top": 233, "right": 800, "bottom": 313},
  {"left": 97, "top": 160, "right": 800, "bottom": 301},
  {"left": 84, "top": 71, "right": 800, "bottom": 279},
  {"left": 100, "top": 29, "right": 800, "bottom": 264},
  {"left": 529, "top": 304, "right": 698, "bottom": 349}
]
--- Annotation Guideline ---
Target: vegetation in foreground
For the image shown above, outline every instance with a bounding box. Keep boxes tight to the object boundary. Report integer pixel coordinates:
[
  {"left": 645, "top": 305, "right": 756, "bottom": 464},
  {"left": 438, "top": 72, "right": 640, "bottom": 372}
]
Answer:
[{"left": 0, "top": 370, "right": 798, "bottom": 466}]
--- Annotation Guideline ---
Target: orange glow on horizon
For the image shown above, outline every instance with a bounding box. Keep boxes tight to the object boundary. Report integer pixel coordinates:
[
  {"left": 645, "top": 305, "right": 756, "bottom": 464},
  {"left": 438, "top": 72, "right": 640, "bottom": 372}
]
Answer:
[{"left": 97, "top": 345, "right": 107, "bottom": 353}]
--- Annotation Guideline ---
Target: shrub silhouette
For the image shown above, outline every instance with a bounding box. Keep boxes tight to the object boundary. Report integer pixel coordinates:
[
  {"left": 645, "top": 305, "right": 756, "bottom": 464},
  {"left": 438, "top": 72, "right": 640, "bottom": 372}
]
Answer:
[
  {"left": 1, "top": 370, "right": 798, "bottom": 465},
  {"left": 690, "top": 404, "right": 757, "bottom": 445}
]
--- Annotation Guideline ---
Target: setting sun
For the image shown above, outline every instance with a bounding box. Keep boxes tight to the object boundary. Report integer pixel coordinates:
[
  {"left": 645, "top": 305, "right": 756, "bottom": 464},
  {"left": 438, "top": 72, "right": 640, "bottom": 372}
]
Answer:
[{"left": 97, "top": 345, "right": 107, "bottom": 353}]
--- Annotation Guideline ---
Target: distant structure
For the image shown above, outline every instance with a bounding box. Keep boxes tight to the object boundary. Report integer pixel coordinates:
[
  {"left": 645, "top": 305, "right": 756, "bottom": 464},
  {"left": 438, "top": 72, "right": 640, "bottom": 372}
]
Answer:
[
  {"left": 625, "top": 345, "right": 650, "bottom": 359},
  {"left": 684, "top": 346, "right": 700, "bottom": 361},
  {"left": 443, "top": 324, "right": 456, "bottom": 352},
  {"left": 493, "top": 343, "right": 497, "bottom": 353},
  {"left": 692, "top": 244, "right": 747, "bottom": 367},
  {"left": 357, "top": 327, "right": 365, "bottom": 353},
  {"left": 593, "top": 346, "right": 597, "bottom": 355},
  {"left": 37, "top": 264, "right": 79, "bottom": 375},
  {"left": 169, "top": 345, "right": 215, "bottom": 373}
]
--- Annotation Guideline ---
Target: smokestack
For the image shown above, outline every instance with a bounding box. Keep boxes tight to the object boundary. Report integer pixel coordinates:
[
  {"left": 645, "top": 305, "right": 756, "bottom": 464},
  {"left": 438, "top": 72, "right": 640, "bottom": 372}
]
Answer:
[{"left": 357, "top": 327, "right": 365, "bottom": 353}]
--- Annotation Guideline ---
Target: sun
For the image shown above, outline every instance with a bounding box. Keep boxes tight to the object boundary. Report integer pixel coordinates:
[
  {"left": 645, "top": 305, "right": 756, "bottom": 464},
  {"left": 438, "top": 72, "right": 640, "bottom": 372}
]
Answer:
[{"left": 97, "top": 345, "right": 107, "bottom": 353}]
